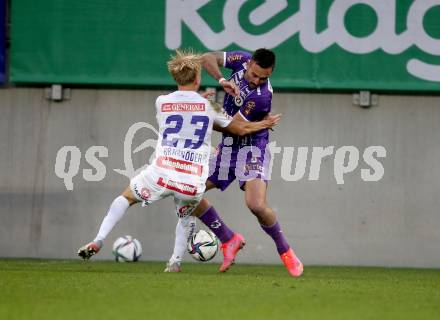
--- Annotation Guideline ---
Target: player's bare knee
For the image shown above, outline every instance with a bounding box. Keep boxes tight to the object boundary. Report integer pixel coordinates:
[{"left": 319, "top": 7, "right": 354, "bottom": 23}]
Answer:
[
  {"left": 246, "top": 199, "right": 266, "bottom": 216},
  {"left": 193, "top": 198, "right": 211, "bottom": 217},
  {"left": 121, "top": 187, "right": 138, "bottom": 206},
  {"left": 124, "top": 196, "right": 138, "bottom": 206}
]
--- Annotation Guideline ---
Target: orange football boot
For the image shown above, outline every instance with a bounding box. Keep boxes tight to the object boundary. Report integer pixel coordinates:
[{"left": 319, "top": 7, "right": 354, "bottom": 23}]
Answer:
[
  {"left": 280, "top": 248, "right": 303, "bottom": 277},
  {"left": 219, "top": 233, "right": 246, "bottom": 272}
]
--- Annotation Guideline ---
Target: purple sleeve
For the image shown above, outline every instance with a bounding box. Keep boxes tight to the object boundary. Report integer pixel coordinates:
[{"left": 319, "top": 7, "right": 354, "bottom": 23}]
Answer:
[
  {"left": 224, "top": 51, "right": 252, "bottom": 71},
  {"left": 239, "top": 96, "right": 272, "bottom": 122}
]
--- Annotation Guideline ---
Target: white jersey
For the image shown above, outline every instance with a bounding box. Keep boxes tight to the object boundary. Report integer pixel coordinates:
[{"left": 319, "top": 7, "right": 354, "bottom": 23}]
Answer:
[
  {"left": 152, "top": 90, "right": 231, "bottom": 190},
  {"left": 129, "top": 90, "right": 231, "bottom": 218}
]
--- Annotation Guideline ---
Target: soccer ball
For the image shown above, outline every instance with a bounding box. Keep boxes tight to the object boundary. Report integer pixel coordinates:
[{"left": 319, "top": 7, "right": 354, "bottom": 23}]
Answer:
[
  {"left": 187, "top": 230, "right": 219, "bottom": 262},
  {"left": 112, "top": 235, "right": 142, "bottom": 262}
]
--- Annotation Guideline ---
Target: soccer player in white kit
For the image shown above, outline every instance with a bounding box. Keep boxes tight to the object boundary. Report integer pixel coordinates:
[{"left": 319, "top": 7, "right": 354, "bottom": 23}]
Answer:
[{"left": 77, "top": 50, "right": 281, "bottom": 260}]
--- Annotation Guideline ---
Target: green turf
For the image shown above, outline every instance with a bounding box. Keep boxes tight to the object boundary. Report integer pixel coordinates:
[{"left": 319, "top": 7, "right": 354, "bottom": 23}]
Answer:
[{"left": 1, "top": 259, "right": 439, "bottom": 320}]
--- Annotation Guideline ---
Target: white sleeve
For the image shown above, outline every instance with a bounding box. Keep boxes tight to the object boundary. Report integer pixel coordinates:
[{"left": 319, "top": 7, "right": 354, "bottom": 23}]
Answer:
[
  {"left": 214, "top": 108, "right": 233, "bottom": 128},
  {"left": 155, "top": 95, "right": 164, "bottom": 113}
]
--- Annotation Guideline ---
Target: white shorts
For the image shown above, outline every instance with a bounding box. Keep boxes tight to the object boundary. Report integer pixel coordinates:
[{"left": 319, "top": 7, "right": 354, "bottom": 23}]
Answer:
[{"left": 130, "top": 166, "right": 205, "bottom": 218}]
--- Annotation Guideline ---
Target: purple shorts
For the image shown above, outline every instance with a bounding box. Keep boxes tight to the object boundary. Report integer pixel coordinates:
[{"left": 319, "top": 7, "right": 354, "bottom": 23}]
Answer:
[{"left": 208, "top": 142, "right": 271, "bottom": 191}]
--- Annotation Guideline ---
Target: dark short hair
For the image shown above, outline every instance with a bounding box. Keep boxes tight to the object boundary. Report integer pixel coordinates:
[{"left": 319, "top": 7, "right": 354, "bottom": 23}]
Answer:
[{"left": 252, "top": 48, "right": 276, "bottom": 69}]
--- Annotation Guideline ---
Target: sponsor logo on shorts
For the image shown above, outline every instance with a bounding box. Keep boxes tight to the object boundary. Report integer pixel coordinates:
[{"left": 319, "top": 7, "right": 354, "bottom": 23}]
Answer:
[
  {"left": 140, "top": 188, "right": 150, "bottom": 200},
  {"left": 161, "top": 103, "right": 205, "bottom": 112},
  {"left": 133, "top": 184, "right": 152, "bottom": 201},
  {"left": 177, "top": 205, "right": 195, "bottom": 218},
  {"left": 157, "top": 156, "right": 203, "bottom": 176},
  {"left": 157, "top": 177, "right": 197, "bottom": 196}
]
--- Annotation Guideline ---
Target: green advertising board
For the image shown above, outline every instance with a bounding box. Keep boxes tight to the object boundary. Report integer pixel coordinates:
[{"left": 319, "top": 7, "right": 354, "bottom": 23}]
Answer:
[{"left": 10, "top": 0, "right": 440, "bottom": 91}]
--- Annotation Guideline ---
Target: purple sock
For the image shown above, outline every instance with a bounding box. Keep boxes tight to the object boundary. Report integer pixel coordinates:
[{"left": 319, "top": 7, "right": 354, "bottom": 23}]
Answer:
[
  {"left": 261, "top": 221, "right": 290, "bottom": 255},
  {"left": 199, "top": 206, "right": 234, "bottom": 243}
]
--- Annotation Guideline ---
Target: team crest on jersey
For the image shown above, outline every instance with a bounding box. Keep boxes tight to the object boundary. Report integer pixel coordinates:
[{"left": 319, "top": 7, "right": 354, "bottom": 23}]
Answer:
[
  {"left": 244, "top": 101, "right": 255, "bottom": 115},
  {"left": 234, "top": 95, "right": 244, "bottom": 107}
]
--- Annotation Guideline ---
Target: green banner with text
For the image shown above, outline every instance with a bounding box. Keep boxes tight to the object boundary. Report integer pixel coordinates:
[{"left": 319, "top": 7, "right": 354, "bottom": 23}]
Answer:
[{"left": 10, "top": 0, "right": 440, "bottom": 91}]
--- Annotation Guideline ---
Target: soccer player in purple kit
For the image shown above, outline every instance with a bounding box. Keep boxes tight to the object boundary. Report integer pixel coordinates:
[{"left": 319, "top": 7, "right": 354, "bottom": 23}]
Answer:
[
  {"left": 167, "top": 49, "right": 303, "bottom": 277},
  {"left": 77, "top": 49, "right": 281, "bottom": 262}
]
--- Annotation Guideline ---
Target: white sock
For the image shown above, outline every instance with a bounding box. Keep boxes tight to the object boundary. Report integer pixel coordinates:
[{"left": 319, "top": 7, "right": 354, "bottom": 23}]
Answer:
[
  {"left": 169, "top": 215, "right": 196, "bottom": 264},
  {"left": 94, "top": 195, "right": 130, "bottom": 243}
]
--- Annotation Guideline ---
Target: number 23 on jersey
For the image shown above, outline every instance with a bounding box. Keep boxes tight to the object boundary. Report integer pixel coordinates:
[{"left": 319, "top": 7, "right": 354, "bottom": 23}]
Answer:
[{"left": 162, "top": 114, "right": 209, "bottom": 150}]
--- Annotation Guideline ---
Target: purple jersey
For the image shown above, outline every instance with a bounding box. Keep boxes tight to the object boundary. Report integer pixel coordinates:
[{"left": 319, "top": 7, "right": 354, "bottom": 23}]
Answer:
[
  {"left": 222, "top": 51, "right": 273, "bottom": 149},
  {"left": 206, "top": 51, "right": 274, "bottom": 191}
]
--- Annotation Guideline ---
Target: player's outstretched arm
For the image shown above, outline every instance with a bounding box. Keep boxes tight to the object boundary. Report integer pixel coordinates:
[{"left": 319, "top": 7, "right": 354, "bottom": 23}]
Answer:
[
  {"left": 220, "top": 112, "right": 281, "bottom": 136},
  {"left": 202, "top": 52, "right": 239, "bottom": 97}
]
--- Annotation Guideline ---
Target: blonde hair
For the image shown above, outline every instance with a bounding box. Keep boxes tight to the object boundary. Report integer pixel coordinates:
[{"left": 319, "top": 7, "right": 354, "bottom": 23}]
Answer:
[{"left": 167, "top": 49, "right": 202, "bottom": 86}]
